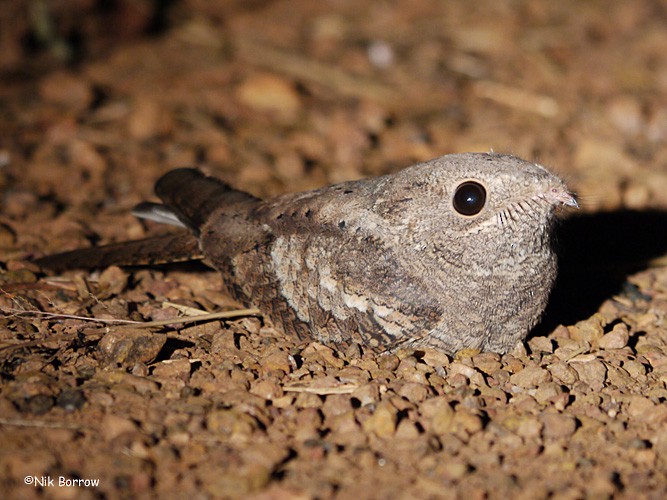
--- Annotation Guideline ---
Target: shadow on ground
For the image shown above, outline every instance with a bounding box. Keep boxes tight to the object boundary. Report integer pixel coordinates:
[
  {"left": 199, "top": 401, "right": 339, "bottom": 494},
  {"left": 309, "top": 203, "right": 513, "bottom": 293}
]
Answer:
[{"left": 535, "top": 210, "right": 667, "bottom": 334}]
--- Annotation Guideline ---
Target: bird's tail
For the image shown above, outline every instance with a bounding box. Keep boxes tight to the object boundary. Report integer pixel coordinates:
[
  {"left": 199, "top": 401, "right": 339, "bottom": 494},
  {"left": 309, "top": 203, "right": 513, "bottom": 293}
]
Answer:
[
  {"left": 143, "top": 168, "right": 261, "bottom": 233},
  {"left": 34, "top": 168, "right": 257, "bottom": 271},
  {"left": 33, "top": 231, "right": 202, "bottom": 271}
]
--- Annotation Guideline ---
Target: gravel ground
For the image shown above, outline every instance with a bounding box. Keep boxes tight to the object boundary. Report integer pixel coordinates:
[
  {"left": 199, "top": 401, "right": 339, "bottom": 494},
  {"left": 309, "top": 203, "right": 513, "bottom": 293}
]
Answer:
[{"left": 1, "top": 1, "right": 667, "bottom": 498}]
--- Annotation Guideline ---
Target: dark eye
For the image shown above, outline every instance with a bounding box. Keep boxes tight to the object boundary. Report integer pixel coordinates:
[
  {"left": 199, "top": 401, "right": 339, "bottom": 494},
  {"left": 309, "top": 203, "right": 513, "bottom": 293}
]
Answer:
[{"left": 453, "top": 181, "right": 486, "bottom": 216}]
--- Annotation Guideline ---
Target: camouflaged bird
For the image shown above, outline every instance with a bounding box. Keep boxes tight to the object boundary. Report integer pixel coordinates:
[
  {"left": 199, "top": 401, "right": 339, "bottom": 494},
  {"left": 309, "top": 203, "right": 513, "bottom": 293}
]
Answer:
[{"left": 36, "top": 153, "right": 577, "bottom": 354}]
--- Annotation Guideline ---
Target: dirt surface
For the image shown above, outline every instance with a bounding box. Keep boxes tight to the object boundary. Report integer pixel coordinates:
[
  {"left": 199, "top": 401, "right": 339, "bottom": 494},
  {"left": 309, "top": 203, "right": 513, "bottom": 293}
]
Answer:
[{"left": 2, "top": 1, "right": 667, "bottom": 498}]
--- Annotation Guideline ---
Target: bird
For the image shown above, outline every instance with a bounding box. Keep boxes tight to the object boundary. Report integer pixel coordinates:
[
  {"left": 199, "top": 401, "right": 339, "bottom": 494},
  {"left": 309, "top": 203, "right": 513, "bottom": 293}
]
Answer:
[{"left": 35, "top": 152, "right": 577, "bottom": 354}]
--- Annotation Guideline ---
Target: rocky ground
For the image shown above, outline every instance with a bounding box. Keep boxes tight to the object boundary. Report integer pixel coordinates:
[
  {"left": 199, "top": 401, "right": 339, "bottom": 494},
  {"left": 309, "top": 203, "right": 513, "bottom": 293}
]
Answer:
[{"left": 1, "top": 0, "right": 667, "bottom": 498}]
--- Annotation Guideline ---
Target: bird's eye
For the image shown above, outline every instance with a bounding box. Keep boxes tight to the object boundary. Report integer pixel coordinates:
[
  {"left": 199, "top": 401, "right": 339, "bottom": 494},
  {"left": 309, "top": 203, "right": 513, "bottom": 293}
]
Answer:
[{"left": 453, "top": 181, "right": 486, "bottom": 216}]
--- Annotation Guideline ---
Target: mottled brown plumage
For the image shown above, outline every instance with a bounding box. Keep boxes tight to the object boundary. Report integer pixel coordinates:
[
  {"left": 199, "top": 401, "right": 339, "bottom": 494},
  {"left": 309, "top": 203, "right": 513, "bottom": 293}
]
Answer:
[{"left": 35, "top": 153, "right": 577, "bottom": 354}]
